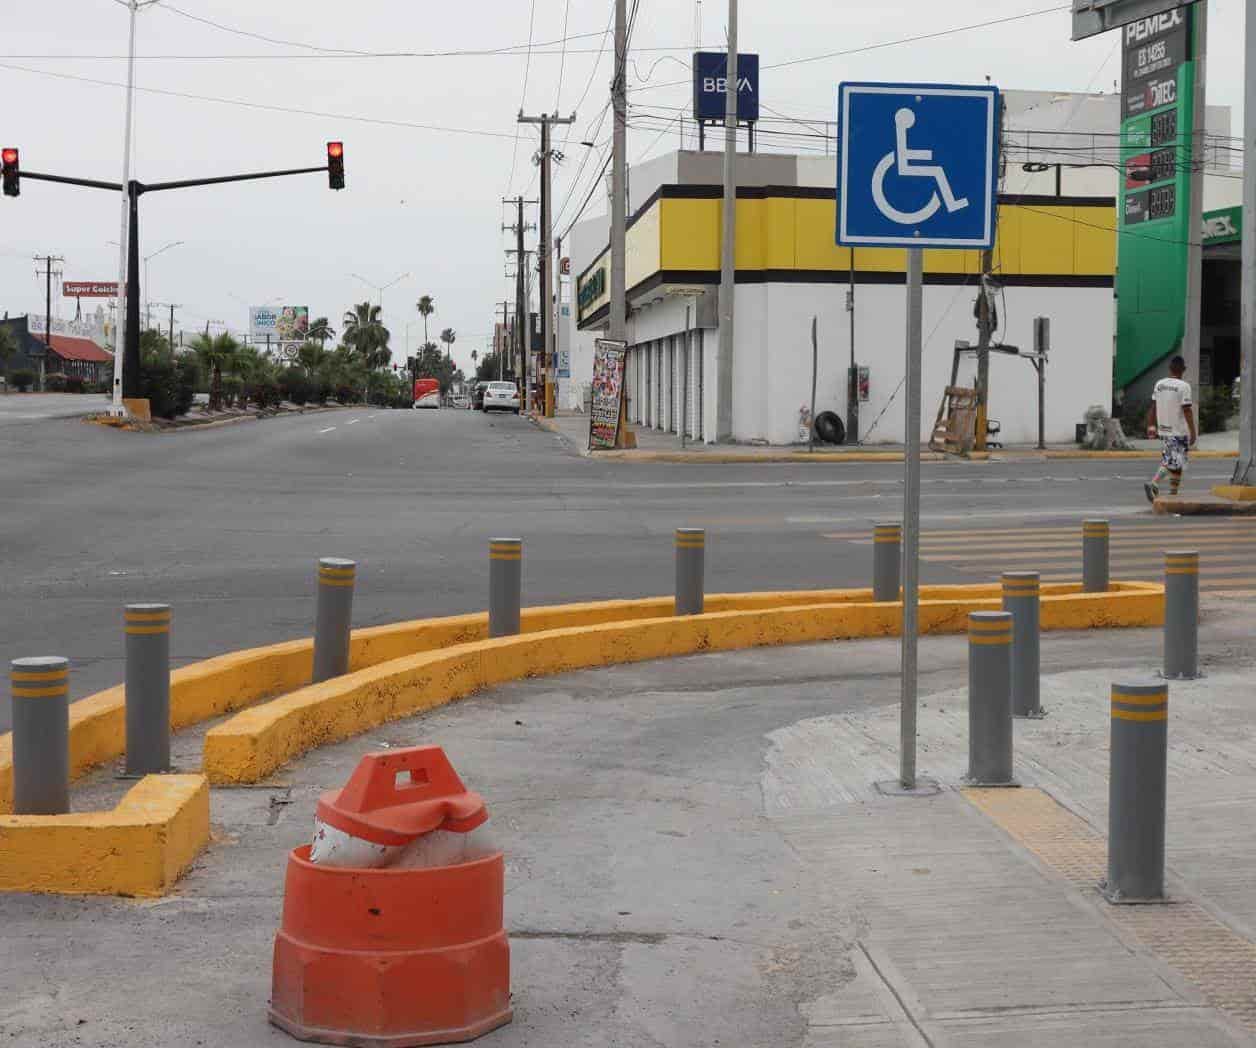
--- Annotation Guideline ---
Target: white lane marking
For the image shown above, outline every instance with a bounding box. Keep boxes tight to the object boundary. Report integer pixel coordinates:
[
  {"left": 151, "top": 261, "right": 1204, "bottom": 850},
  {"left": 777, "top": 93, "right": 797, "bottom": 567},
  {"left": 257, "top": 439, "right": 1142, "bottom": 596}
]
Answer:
[
  {"left": 318, "top": 426, "right": 337, "bottom": 434},
  {"left": 346, "top": 418, "right": 360, "bottom": 426}
]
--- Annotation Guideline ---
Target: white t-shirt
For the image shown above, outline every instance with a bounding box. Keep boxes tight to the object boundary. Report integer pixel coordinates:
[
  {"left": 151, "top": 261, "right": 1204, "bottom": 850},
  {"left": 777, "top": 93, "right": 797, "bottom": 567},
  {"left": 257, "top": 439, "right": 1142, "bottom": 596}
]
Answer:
[{"left": 1153, "top": 377, "right": 1193, "bottom": 438}]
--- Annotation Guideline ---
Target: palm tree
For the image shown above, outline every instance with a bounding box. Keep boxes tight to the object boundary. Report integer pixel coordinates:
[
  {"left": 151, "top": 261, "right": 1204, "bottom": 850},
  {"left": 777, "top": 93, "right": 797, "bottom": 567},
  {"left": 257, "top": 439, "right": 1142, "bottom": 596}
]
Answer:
[
  {"left": 416, "top": 295, "right": 435, "bottom": 346},
  {"left": 341, "top": 302, "right": 392, "bottom": 371},
  {"left": 297, "top": 340, "right": 328, "bottom": 375},
  {"left": 439, "top": 327, "right": 456, "bottom": 360},
  {"left": 190, "top": 331, "right": 241, "bottom": 411},
  {"left": 307, "top": 317, "right": 334, "bottom": 346}
]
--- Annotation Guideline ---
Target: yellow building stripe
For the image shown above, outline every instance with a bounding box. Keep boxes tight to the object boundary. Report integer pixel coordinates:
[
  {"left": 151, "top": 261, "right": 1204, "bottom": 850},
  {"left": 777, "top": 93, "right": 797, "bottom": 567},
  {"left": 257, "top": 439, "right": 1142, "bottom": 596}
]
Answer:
[
  {"left": 969, "top": 619, "right": 1014, "bottom": 632},
  {"left": 126, "top": 625, "right": 170, "bottom": 635},
  {"left": 125, "top": 612, "right": 171, "bottom": 624},
  {"left": 10, "top": 669, "right": 68, "bottom": 683},
  {"left": 969, "top": 635, "right": 1012, "bottom": 646},
  {"left": 318, "top": 578, "right": 357, "bottom": 586},
  {"left": 317, "top": 566, "right": 356, "bottom": 577},
  {"left": 12, "top": 685, "right": 69, "bottom": 698},
  {"left": 1112, "top": 708, "right": 1168, "bottom": 722}
]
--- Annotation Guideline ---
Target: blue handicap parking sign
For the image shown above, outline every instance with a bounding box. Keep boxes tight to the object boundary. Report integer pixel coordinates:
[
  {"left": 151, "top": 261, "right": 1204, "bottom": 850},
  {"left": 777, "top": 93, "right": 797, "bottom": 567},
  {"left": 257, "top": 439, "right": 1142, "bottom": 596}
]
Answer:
[{"left": 836, "top": 82, "right": 1000, "bottom": 250}]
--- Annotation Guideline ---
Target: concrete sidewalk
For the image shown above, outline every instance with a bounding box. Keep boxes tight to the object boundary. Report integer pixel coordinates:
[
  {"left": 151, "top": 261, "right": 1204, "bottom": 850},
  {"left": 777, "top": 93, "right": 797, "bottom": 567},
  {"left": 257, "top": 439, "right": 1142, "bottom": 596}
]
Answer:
[
  {"left": 4, "top": 603, "right": 1256, "bottom": 1046},
  {"left": 537, "top": 410, "right": 1241, "bottom": 464}
]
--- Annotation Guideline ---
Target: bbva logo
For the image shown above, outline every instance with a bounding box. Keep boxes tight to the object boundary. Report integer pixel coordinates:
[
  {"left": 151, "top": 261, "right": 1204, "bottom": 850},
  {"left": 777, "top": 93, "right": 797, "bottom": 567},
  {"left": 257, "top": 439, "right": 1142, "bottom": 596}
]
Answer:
[{"left": 701, "top": 76, "right": 754, "bottom": 93}]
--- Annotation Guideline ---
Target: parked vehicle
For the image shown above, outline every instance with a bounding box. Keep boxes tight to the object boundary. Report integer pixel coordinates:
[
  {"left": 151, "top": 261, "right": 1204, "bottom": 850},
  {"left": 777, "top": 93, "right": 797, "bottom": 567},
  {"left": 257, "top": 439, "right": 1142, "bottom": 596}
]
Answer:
[
  {"left": 412, "top": 378, "right": 440, "bottom": 409},
  {"left": 482, "top": 381, "right": 521, "bottom": 414},
  {"left": 472, "top": 382, "right": 489, "bottom": 410},
  {"left": 450, "top": 394, "right": 471, "bottom": 409}
]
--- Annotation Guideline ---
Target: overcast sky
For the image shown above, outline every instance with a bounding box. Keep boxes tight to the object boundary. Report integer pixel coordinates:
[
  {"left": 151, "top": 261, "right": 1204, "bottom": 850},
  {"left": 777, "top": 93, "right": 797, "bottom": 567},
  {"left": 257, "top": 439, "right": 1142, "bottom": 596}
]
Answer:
[{"left": 1, "top": 1, "right": 1246, "bottom": 376}]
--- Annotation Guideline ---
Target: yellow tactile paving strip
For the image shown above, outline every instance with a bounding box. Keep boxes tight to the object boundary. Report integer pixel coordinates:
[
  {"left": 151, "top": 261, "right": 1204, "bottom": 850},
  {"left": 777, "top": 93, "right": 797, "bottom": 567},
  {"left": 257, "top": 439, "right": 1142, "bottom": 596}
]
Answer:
[{"left": 965, "top": 787, "right": 1256, "bottom": 1031}]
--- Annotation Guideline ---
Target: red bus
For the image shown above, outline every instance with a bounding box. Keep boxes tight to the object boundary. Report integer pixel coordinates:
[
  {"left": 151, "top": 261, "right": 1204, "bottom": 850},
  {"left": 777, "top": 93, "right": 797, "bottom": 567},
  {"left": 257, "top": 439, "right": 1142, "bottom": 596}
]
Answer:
[{"left": 412, "top": 378, "right": 440, "bottom": 409}]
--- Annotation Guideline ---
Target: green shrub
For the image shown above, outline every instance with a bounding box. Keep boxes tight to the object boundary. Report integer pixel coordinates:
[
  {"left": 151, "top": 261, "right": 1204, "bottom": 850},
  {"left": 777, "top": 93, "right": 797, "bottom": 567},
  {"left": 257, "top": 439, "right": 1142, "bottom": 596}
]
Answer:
[
  {"left": 1117, "top": 396, "right": 1151, "bottom": 438},
  {"left": 252, "top": 378, "right": 282, "bottom": 410},
  {"left": 64, "top": 375, "right": 85, "bottom": 394},
  {"left": 10, "top": 369, "right": 34, "bottom": 392},
  {"left": 44, "top": 372, "right": 68, "bottom": 392},
  {"left": 139, "top": 355, "right": 197, "bottom": 419},
  {"left": 1198, "top": 385, "right": 1233, "bottom": 434},
  {"left": 335, "top": 384, "right": 357, "bottom": 405},
  {"left": 278, "top": 367, "right": 310, "bottom": 405}
]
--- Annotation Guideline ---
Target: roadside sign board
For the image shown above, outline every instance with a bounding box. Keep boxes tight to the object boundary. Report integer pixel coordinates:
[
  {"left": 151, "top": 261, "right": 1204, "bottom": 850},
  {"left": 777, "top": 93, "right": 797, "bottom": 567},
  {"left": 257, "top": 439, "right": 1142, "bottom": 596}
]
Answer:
[
  {"left": 835, "top": 80, "right": 1001, "bottom": 792},
  {"left": 692, "top": 51, "right": 760, "bottom": 122},
  {"left": 836, "top": 82, "right": 1000, "bottom": 249},
  {"left": 1072, "top": 0, "right": 1194, "bottom": 42},
  {"left": 588, "top": 338, "right": 627, "bottom": 450},
  {"left": 63, "top": 281, "right": 118, "bottom": 297}
]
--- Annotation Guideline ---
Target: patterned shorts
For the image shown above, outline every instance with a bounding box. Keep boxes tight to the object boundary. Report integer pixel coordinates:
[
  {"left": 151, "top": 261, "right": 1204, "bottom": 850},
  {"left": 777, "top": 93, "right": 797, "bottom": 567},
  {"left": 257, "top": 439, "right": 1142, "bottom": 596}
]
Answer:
[{"left": 1161, "top": 436, "right": 1190, "bottom": 473}]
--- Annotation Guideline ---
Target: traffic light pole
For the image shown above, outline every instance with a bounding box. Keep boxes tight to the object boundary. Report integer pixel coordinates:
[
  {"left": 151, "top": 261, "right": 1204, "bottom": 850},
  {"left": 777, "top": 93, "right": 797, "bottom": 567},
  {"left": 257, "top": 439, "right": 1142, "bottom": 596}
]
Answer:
[{"left": 16, "top": 163, "right": 330, "bottom": 399}]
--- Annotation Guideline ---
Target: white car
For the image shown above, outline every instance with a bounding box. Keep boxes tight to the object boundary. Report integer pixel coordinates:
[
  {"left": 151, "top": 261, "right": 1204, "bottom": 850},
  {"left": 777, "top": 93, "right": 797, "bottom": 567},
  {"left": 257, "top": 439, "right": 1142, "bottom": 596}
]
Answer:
[{"left": 482, "top": 381, "right": 521, "bottom": 414}]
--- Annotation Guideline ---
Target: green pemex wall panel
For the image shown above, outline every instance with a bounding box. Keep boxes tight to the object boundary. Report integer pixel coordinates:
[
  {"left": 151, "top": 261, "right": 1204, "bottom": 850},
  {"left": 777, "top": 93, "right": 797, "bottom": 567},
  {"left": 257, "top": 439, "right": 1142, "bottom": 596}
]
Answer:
[{"left": 1115, "top": 6, "right": 1197, "bottom": 391}]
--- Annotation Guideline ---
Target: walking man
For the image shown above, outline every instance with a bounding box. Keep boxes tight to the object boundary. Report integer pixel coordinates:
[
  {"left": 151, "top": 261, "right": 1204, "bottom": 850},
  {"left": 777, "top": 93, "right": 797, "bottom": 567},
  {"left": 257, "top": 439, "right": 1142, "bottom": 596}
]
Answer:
[{"left": 1144, "top": 354, "right": 1197, "bottom": 502}]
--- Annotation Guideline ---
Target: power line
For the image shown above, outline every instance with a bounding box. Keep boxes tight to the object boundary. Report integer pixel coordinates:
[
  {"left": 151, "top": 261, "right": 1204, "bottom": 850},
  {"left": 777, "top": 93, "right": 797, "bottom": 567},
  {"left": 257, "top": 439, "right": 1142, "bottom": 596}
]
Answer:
[
  {"left": 0, "top": 61, "right": 522, "bottom": 140},
  {"left": 505, "top": 0, "right": 541, "bottom": 196},
  {"left": 631, "top": 4, "right": 1072, "bottom": 94},
  {"left": 556, "top": 0, "right": 573, "bottom": 110}
]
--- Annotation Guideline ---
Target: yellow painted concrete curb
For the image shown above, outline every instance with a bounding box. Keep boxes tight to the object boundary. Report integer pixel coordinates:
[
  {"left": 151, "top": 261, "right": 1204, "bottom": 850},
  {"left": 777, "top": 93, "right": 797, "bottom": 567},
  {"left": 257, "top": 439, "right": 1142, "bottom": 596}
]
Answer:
[
  {"left": 0, "top": 774, "right": 209, "bottom": 896},
  {"left": 203, "top": 582, "right": 1163, "bottom": 785}
]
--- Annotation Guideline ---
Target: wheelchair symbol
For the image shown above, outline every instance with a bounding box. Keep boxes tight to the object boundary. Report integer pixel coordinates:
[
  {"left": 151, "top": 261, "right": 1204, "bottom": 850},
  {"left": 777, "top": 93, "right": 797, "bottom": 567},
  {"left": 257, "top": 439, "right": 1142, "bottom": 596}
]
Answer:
[{"left": 872, "top": 108, "right": 969, "bottom": 226}]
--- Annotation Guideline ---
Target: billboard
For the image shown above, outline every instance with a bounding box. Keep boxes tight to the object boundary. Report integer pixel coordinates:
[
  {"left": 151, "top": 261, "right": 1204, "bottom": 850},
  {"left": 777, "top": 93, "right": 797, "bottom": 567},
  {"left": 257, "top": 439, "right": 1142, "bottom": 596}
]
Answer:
[
  {"left": 1121, "top": 6, "right": 1188, "bottom": 119},
  {"left": 692, "top": 51, "right": 759, "bottom": 122},
  {"left": 249, "top": 305, "right": 309, "bottom": 343},
  {"left": 63, "top": 281, "right": 119, "bottom": 298}
]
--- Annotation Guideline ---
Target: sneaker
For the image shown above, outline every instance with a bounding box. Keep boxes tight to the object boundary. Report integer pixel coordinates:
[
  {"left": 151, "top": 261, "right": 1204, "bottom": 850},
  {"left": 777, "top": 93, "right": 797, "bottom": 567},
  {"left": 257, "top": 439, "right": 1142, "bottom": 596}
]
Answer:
[{"left": 1144, "top": 481, "right": 1159, "bottom": 503}]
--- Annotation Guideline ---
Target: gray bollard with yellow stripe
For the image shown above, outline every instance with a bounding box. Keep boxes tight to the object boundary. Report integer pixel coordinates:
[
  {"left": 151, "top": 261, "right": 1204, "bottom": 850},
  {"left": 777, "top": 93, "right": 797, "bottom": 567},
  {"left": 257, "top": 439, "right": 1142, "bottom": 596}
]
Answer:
[
  {"left": 313, "top": 558, "right": 356, "bottom": 683},
  {"left": 11, "top": 656, "right": 70, "bottom": 815},
  {"left": 1102, "top": 682, "right": 1168, "bottom": 903},
  {"left": 873, "top": 522, "right": 902, "bottom": 602},
  {"left": 964, "top": 612, "right": 1016, "bottom": 786},
  {"left": 489, "top": 538, "right": 523, "bottom": 637},
  {"left": 674, "top": 528, "right": 706, "bottom": 616},
  {"left": 1082, "top": 519, "right": 1110, "bottom": 593},
  {"left": 1163, "top": 550, "right": 1200, "bottom": 680},
  {"left": 1002, "top": 572, "right": 1044, "bottom": 719},
  {"left": 125, "top": 603, "right": 172, "bottom": 775}
]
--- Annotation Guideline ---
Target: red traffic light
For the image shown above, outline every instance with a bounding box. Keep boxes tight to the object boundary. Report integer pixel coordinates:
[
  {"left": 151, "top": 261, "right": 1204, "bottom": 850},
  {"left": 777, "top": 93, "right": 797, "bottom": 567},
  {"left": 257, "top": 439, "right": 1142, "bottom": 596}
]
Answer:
[
  {"left": 326, "top": 141, "right": 344, "bottom": 190},
  {"left": 1, "top": 147, "right": 18, "bottom": 198}
]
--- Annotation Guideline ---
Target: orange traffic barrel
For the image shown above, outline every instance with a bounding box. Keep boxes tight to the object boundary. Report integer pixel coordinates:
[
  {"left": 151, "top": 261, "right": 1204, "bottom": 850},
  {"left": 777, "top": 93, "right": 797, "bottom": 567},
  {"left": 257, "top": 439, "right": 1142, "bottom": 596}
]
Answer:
[{"left": 269, "top": 747, "right": 511, "bottom": 1046}]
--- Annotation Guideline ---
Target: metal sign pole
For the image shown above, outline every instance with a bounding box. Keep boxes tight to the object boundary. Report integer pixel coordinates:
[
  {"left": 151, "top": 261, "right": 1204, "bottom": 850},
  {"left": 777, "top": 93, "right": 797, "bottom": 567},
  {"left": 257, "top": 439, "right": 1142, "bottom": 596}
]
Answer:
[{"left": 900, "top": 247, "right": 923, "bottom": 789}]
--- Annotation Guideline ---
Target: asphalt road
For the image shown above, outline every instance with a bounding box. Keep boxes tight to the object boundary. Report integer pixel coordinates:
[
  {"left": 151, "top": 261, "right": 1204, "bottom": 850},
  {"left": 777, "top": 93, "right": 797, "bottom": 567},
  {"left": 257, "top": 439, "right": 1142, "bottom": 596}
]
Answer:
[{"left": 0, "top": 406, "right": 1245, "bottom": 730}]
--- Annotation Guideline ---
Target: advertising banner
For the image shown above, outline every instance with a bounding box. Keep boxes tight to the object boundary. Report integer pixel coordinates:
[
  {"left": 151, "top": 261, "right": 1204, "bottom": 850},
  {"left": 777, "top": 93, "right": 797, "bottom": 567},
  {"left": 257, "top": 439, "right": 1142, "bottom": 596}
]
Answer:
[
  {"left": 63, "top": 281, "right": 119, "bottom": 298},
  {"left": 249, "top": 305, "right": 309, "bottom": 343},
  {"left": 588, "top": 338, "right": 628, "bottom": 450}
]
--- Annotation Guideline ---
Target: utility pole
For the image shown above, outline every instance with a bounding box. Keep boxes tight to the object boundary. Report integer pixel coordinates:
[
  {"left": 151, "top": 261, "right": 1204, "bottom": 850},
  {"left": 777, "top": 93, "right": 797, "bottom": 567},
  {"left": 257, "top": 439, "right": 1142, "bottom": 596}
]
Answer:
[
  {"left": 34, "top": 254, "right": 64, "bottom": 391},
  {"left": 503, "top": 196, "right": 536, "bottom": 407},
  {"left": 555, "top": 234, "right": 565, "bottom": 407},
  {"left": 973, "top": 252, "right": 995, "bottom": 451},
  {"left": 519, "top": 111, "right": 575, "bottom": 418},
  {"left": 498, "top": 300, "right": 511, "bottom": 380},
  {"left": 1233, "top": 0, "right": 1256, "bottom": 490},
  {"left": 716, "top": 0, "right": 738, "bottom": 441},
  {"left": 1182, "top": 1, "right": 1208, "bottom": 388},
  {"left": 610, "top": 0, "right": 628, "bottom": 343}
]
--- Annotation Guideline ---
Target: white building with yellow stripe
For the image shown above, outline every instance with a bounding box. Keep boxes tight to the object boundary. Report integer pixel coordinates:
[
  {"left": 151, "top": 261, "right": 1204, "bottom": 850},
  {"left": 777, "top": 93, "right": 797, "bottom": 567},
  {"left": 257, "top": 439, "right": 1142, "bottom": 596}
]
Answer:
[{"left": 569, "top": 143, "right": 1117, "bottom": 446}]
